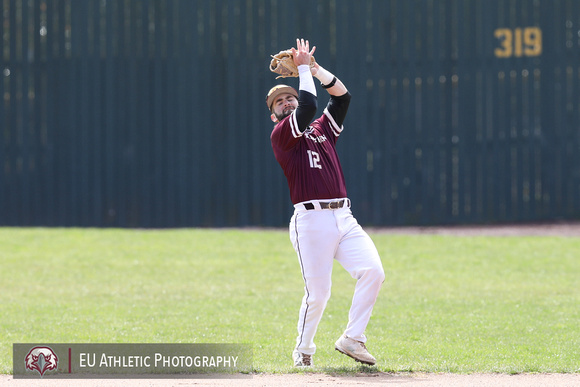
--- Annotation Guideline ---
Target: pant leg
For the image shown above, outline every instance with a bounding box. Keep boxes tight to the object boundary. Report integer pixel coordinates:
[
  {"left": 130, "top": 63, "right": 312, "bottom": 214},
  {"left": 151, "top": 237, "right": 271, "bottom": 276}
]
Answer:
[
  {"left": 334, "top": 208, "right": 385, "bottom": 343},
  {"left": 290, "top": 210, "right": 339, "bottom": 355}
]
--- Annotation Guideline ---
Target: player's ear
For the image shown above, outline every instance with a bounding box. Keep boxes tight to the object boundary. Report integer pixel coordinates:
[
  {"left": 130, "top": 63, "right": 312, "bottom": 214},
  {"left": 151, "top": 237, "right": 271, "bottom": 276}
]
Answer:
[{"left": 270, "top": 113, "right": 278, "bottom": 123}]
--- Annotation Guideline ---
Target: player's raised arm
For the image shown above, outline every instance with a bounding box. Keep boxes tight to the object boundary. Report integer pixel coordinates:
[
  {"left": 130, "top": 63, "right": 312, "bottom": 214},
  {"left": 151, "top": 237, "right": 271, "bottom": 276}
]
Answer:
[
  {"left": 310, "top": 57, "right": 351, "bottom": 128},
  {"left": 292, "top": 39, "right": 318, "bottom": 130},
  {"left": 310, "top": 59, "right": 348, "bottom": 97}
]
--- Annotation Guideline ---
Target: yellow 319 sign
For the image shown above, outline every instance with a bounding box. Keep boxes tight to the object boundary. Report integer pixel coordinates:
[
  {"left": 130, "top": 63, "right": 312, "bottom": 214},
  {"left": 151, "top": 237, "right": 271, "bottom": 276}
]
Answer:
[{"left": 494, "top": 27, "right": 542, "bottom": 57}]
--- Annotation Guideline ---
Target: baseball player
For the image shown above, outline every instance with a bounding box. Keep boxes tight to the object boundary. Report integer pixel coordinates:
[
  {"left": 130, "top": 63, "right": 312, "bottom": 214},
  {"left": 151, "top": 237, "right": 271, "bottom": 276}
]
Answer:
[{"left": 267, "top": 39, "right": 385, "bottom": 367}]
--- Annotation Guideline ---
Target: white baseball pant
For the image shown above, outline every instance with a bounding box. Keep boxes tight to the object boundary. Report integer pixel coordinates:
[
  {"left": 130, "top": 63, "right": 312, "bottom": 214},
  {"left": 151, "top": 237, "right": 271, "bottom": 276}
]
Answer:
[{"left": 289, "top": 198, "right": 385, "bottom": 355}]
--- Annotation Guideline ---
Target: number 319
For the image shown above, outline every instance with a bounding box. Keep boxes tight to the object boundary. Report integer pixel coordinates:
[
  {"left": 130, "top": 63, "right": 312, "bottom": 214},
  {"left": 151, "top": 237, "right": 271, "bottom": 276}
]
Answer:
[{"left": 494, "top": 27, "right": 542, "bottom": 58}]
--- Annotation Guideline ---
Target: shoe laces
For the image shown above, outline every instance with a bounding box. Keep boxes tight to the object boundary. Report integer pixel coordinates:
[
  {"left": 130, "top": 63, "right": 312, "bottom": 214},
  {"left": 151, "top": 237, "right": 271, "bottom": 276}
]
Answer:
[
  {"left": 302, "top": 354, "right": 311, "bottom": 366},
  {"left": 355, "top": 340, "right": 369, "bottom": 352}
]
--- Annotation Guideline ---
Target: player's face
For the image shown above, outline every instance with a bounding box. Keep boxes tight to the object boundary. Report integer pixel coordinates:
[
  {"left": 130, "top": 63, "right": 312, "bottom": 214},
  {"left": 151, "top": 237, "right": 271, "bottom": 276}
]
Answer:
[{"left": 272, "top": 93, "right": 298, "bottom": 121}]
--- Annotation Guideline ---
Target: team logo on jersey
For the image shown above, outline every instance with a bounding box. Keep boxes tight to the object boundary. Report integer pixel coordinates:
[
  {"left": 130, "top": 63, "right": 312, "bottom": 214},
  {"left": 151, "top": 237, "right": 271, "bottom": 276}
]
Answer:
[
  {"left": 24, "top": 346, "right": 59, "bottom": 376},
  {"left": 305, "top": 129, "right": 327, "bottom": 143}
]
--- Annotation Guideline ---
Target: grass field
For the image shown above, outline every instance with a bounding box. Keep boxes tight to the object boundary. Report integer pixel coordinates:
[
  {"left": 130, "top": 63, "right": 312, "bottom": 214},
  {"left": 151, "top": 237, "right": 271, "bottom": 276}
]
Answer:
[{"left": 1, "top": 228, "right": 579, "bottom": 375}]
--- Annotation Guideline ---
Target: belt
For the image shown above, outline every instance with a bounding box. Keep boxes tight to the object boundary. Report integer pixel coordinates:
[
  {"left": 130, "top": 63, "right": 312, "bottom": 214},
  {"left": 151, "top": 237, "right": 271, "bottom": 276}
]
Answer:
[{"left": 303, "top": 199, "right": 349, "bottom": 210}]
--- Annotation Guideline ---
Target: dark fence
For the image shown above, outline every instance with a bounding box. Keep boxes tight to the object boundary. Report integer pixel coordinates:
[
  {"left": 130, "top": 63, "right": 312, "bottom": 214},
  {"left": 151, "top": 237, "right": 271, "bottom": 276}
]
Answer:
[{"left": 1, "top": 0, "right": 579, "bottom": 227}]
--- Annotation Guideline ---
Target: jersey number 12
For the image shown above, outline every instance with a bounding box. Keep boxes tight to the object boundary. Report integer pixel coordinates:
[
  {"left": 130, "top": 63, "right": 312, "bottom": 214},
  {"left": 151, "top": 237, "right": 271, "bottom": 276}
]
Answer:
[{"left": 307, "top": 150, "right": 322, "bottom": 169}]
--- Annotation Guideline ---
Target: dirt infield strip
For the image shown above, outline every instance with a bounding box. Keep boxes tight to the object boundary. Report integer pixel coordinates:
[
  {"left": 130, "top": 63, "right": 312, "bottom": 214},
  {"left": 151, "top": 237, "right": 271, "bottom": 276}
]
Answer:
[
  {"left": 2, "top": 372, "right": 580, "bottom": 386},
  {"left": 368, "top": 221, "right": 580, "bottom": 237}
]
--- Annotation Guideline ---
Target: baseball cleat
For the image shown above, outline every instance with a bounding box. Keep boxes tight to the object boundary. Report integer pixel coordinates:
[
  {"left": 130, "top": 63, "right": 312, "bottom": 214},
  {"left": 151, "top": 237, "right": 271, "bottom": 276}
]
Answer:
[
  {"left": 292, "top": 350, "right": 313, "bottom": 367},
  {"left": 334, "top": 334, "right": 377, "bottom": 366}
]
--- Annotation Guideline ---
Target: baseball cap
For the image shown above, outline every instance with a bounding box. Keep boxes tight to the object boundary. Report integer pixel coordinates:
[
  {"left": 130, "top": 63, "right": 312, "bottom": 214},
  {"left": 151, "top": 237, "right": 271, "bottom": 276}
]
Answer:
[{"left": 266, "top": 85, "right": 298, "bottom": 111}]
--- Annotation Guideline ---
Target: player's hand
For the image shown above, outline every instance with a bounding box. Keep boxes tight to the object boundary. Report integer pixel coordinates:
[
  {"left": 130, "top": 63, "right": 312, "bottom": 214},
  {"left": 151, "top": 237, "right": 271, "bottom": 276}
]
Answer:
[
  {"left": 291, "top": 38, "right": 316, "bottom": 67},
  {"left": 310, "top": 61, "right": 320, "bottom": 77}
]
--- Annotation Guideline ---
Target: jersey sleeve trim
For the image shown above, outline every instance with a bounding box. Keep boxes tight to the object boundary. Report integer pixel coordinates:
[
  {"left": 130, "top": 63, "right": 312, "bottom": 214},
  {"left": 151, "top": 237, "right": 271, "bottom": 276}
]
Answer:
[
  {"left": 289, "top": 110, "right": 304, "bottom": 139},
  {"left": 323, "top": 108, "right": 344, "bottom": 137}
]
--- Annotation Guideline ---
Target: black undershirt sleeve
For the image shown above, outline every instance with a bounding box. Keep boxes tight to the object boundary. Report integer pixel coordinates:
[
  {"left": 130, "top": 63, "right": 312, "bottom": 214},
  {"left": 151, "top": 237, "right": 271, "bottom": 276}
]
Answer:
[
  {"left": 294, "top": 90, "right": 317, "bottom": 132},
  {"left": 326, "top": 92, "right": 351, "bottom": 127}
]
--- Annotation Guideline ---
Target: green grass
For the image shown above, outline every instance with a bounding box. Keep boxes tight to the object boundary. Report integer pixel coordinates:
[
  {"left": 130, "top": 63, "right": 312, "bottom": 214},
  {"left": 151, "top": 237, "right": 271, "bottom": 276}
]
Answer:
[{"left": 1, "top": 228, "right": 579, "bottom": 375}]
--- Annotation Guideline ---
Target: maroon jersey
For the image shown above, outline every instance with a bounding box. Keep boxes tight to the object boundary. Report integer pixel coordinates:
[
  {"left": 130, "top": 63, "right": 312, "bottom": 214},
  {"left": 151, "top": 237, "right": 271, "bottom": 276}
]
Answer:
[{"left": 271, "top": 107, "right": 347, "bottom": 204}]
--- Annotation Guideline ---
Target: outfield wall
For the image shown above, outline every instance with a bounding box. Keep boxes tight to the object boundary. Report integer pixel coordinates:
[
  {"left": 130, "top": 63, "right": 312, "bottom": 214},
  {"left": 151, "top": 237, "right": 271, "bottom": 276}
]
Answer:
[{"left": 1, "top": 0, "right": 579, "bottom": 227}]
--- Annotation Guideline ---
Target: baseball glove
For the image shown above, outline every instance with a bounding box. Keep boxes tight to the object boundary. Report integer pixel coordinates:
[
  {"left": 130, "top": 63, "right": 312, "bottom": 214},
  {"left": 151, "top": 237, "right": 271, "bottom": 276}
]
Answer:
[{"left": 269, "top": 49, "right": 316, "bottom": 79}]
